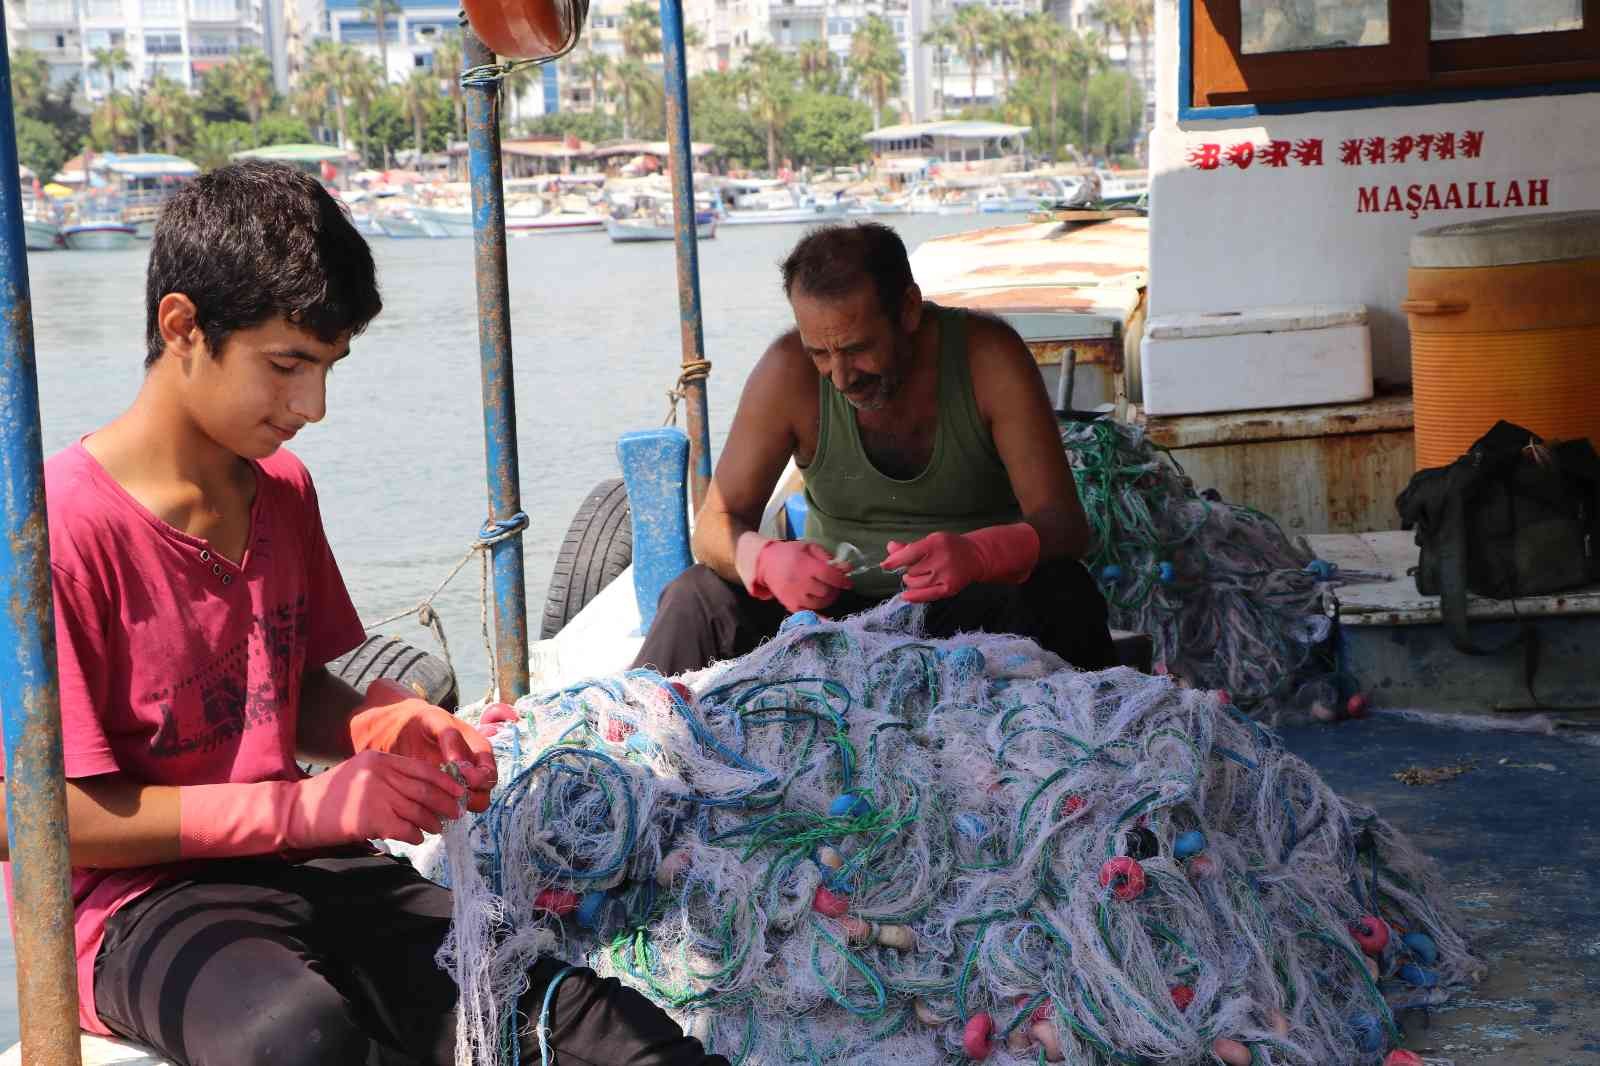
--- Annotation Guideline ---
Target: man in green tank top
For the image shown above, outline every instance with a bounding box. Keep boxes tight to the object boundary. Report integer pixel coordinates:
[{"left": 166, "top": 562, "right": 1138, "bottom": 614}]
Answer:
[{"left": 633, "top": 222, "right": 1113, "bottom": 676}]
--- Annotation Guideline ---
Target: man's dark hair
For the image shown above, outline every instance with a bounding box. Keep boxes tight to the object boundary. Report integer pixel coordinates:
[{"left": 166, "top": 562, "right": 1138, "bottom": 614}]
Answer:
[
  {"left": 144, "top": 161, "right": 381, "bottom": 368},
  {"left": 780, "top": 222, "right": 915, "bottom": 319}
]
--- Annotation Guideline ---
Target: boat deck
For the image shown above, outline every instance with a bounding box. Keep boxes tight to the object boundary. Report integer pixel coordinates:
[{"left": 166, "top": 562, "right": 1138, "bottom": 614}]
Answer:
[{"left": 1282, "top": 716, "right": 1600, "bottom": 1064}]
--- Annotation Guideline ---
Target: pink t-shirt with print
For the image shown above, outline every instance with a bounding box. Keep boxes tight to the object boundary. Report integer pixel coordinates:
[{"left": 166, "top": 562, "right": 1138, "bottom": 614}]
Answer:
[{"left": 1, "top": 442, "right": 366, "bottom": 1034}]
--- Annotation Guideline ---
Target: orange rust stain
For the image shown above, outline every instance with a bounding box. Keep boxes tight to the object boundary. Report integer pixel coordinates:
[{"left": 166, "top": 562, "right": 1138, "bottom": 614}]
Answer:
[{"left": 969, "top": 260, "right": 1132, "bottom": 279}]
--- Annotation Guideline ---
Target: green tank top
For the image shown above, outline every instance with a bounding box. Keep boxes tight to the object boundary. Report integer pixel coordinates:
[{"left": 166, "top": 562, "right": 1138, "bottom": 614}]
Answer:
[{"left": 802, "top": 305, "right": 1022, "bottom": 597}]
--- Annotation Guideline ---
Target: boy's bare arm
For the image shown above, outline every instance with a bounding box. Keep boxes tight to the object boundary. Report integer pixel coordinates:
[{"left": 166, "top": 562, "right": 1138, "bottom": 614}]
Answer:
[
  {"left": 295, "top": 665, "right": 366, "bottom": 765},
  {"left": 0, "top": 775, "right": 181, "bottom": 867}
]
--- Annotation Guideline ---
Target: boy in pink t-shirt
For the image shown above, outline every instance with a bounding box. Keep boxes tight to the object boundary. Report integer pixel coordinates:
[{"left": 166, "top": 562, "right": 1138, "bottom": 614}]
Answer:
[{"left": 0, "top": 163, "right": 727, "bottom": 1066}]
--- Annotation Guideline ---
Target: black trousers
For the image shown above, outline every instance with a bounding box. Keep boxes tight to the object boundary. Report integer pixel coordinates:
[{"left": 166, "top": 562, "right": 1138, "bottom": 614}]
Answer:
[
  {"left": 632, "top": 557, "right": 1116, "bottom": 678},
  {"left": 94, "top": 853, "right": 730, "bottom": 1066}
]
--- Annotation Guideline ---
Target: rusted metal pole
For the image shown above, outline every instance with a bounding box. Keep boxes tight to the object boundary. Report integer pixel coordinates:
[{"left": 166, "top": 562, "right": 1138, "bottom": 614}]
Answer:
[
  {"left": 0, "top": 14, "right": 85, "bottom": 1066},
  {"left": 656, "top": 0, "right": 713, "bottom": 513},
  {"left": 463, "top": 30, "right": 531, "bottom": 700}
]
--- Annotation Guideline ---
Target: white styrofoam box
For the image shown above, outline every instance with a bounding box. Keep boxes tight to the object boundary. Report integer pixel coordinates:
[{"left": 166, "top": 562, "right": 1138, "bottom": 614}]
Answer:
[{"left": 1140, "top": 304, "right": 1373, "bottom": 417}]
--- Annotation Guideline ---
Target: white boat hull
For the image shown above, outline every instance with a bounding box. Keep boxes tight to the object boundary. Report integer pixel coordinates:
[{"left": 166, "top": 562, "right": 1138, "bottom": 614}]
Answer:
[
  {"left": 509, "top": 214, "right": 607, "bottom": 235},
  {"left": 412, "top": 207, "right": 476, "bottom": 238},
  {"left": 376, "top": 215, "right": 433, "bottom": 239},
  {"left": 606, "top": 217, "right": 717, "bottom": 242},
  {"left": 62, "top": 224, "right": 137, "bottom": 251},
  {"left": 24, "top": 218, "right": 60, "bottom": 250},
  {"left": 719, "top": 203, "right": 851, "bottom": 226}
]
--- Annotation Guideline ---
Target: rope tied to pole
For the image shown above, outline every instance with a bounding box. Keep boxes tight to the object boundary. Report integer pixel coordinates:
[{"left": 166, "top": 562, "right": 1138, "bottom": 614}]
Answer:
[
  {"left": 664, "top": 358, "right": 712, "bottom": 426},
  {"left": 363, "top": 510, "right": 530, "bottom": 703},
  {"left": 458, "top": 34, "right": 583, "bottom": 88}
]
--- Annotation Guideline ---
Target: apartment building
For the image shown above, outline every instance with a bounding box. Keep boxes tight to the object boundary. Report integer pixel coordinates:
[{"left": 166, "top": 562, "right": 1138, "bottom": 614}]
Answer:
[
  {"left": 9, "top": 0, "right": 277, "bottom": 96},
  {"left": 321, "top": 0, "right": 553, "bottom": 115},
  {"left": 675, "top": 0, "right": 934, "bottom": 121}
]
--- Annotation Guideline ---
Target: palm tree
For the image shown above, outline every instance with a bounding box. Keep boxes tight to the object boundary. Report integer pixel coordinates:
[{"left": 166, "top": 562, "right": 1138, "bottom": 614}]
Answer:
[
  {"left": 431, "top": 32, "right": 465, "bottom": 139},
  {"left": 1016, "top": 14, "right": 1067, "bottom": 156},
  {"left": 1090, "top": 0, "right": 1137, "bottom": 142},
  {"left": 9, "top": 48, "right": 51, "bottom": 115},
  {"left": 620, "top": 1, "right": 663, "bottom": 59},
  {"left": 226, "top": 48, "right": 274, "bottom": 146},
  {"left": 983, "top": 11, "right": 1024, "bottom": 100},
  {"left": 796, "top": 40, "right": 833, "bottom": 92},
  {"left": 503, "top": 61, "right": 540, "bottom": 130},
  {"left": 191, "top": 123, "right": 241, "bottom": 171},
  {"left": 344, "top": 52, "right": 385, "bottom": 163},
  {"left": 608, "top": 57, "right": 660, "bottom": 139},
  {"left": 357, "top": 0, "right": 403, "bottom": 83},
  {"left": 951, "top": 4, "right": 992, "bottom": 110},
  {"left": 88, "top": 47, "right": 133, "bottom": 150},
  {"left": 301, "top": 40, "right": 359, "bottom": 148},
  {"left": 848, "top": 16, "right": 900, "bottom": 129},
  {"left": 397, "top": 69, "right": 435, "bottom": 159},
  {"left": 143, "top": 74, "right": 192, "bottom": 154},
  {"left": 1127, "top": 0, "right": 1153, "bottom": 149},
  {"left": 90, "top": 91, "right": 136, "bottom": 150},
  {"left": 90, "top": 45, "right": 131, "bottom": 95},
  {"left": 1064, "top": 28, "right": 1106, "bottom": 159},
  {"left": 570, "top": 45, "right": 610, "bottom": 114},
  {"left": 921, "top": 22, "right": 958, "bottom": 118},
  {"left": 745, "top": 43, "right": 795, "bottom": 172}
]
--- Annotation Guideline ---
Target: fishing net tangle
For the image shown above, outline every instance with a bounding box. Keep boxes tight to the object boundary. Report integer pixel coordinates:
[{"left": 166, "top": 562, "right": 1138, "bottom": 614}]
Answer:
[
  {"left": 421, "top": 601, "right": 1480, "bottom": 1066},
  {"left": 1063, "top": 420, "right": 1345, "bottom": 718}
]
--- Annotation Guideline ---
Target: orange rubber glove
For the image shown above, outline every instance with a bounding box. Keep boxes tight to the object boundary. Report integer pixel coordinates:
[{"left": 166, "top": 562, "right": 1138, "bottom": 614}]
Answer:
[
  {"left": 736, "top": 534, "right": 853, "bottom": 614},
  {"left": 882, "top": 523, "right": 1041, "bottom": 603},
  {"left": 348, "top": 678, "right": 498, "bottom": 813}
]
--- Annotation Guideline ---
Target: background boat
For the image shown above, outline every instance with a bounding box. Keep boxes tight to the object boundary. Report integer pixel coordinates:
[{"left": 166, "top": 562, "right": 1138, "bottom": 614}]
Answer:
[
  {"left": 23, "top": 218, "right": 61, "bottom": 250},
  {"left": 61, "top": 221, "right": 137, "bottom": 251},
  {"left": 606, "top": 213, "right": 716, "bottom": 243}
]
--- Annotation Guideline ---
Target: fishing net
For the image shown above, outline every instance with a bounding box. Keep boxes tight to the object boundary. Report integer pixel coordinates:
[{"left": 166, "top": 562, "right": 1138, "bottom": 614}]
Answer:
[
  {"left": 1063, "top": 419, "right": 1348, "bottom": 718},
  {"left": 416, "top": 601, "right": 1479, "bottom": 1066}
]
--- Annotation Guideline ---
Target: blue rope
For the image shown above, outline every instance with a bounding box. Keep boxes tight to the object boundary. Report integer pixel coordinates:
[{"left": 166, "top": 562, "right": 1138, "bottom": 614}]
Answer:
[
  {"left": 480, "top": 510, "right": 531, "bottom": 543},
  {"left": 537, "top": 965, "right": 580, "bottom": 1066}
]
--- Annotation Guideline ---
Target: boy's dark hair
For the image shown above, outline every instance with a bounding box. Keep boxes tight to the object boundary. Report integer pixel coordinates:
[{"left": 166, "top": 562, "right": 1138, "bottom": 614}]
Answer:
[
  {"left": 144, "top": 161, "right": 382, "bottom": 368},
  {"left": 780, "top": 222, "right": 914, "bottom": 320}
]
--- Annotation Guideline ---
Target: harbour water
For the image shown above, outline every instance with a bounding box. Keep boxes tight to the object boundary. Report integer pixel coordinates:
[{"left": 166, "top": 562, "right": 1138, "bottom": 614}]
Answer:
[{"left": 0, "top": 210, "right": 1014, "bottom": 1047}]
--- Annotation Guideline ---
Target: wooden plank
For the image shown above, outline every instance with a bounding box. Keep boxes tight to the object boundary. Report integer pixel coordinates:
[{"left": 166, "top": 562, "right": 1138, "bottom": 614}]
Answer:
[
  {"left": 1026, "top": 208, "right": 1145, "bottom": 223},
  {"left": 1309, "top": 530, "right": 1600, "bottom": 625},
  {"left": 1139, "top": 393, "right": 1415, "bottom": 449}
]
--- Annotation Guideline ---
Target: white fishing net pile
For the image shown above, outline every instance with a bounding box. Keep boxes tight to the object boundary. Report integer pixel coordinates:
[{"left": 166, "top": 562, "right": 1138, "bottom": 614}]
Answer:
[{"left": 419, "top": 601, "right": 1479, "bottom": 1066}]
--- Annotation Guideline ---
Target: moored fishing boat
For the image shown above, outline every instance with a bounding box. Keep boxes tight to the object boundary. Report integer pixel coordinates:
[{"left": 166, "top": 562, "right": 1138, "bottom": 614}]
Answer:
[
  {"left": 61, "top": 221, "right": 138, "bottom": 251},
  {"left": 23, "top": 218, "right": 61, "bottom": 249},
  {"left": 606, "top": 212, "right": 716, "bottom": 243}
]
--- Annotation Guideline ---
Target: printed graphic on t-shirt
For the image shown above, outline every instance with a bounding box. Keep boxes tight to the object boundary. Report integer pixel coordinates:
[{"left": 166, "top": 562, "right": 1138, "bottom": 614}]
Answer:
[{"left": 145, "top": 595, "right": 309, "bottom": 758}]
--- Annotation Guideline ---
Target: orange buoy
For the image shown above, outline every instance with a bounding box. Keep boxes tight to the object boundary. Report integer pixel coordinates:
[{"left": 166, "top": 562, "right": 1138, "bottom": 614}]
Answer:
[
  {"left": 1405, "top": 212, "right": 1600, "bottom": 470},
  {"left": 462, "top": 0, "right": 585, "bottom": 60}
]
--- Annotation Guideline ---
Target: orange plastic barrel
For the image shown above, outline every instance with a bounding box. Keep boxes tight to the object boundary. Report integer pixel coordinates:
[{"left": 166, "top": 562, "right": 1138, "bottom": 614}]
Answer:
[{"left": 1404, "top": 211, "right": 1600, "bottom": 470}]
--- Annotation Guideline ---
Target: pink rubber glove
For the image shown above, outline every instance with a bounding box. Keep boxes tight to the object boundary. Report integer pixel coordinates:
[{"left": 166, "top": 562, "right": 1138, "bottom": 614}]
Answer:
[
  {"left": 735, "top": 534, "right": 852, "bottom": 614},
  {"left": 177, "top": 750, "right": 469, "bottom": 858},
  {"left": 477, "top": 701, "right": 521, "bottom": 739},
  {"left": 882, "top": 523, "right": 1041, "bottom": 603},
  {"left": 349, "top": 678, "right": 498, "bottom": 813}
]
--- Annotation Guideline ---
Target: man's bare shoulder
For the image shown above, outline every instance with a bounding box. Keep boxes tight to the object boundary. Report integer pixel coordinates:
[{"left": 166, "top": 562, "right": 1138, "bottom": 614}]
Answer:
[
  {"left": 960, "top": 308, "right": 1041, "bottom": 384},
  {"left": 745, "top": 327, "right": 817, "bottom": 397}
]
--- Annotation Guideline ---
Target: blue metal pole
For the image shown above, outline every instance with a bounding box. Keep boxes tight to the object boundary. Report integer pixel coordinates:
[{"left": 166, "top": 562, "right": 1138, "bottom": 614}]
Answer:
[
  {"left": 0, "top": 13, "right": 85, "bottom": 1065},
  {"left": 463, "top": 29, "right": 531, "bottom": 700},
  {"left": 656, "top": 0, "right": 713, "bottom": 513}
]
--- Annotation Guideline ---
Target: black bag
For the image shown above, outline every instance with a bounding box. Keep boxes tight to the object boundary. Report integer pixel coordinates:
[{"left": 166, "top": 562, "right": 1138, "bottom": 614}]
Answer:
[{"left": 1395, "top": 420, "right": 1599, "bottom": 658}]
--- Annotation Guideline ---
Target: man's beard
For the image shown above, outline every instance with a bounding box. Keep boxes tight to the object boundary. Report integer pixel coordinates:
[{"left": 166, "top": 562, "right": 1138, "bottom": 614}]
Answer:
[{"left": 843, "top": 335, "right": 910, "bottom": 411}]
